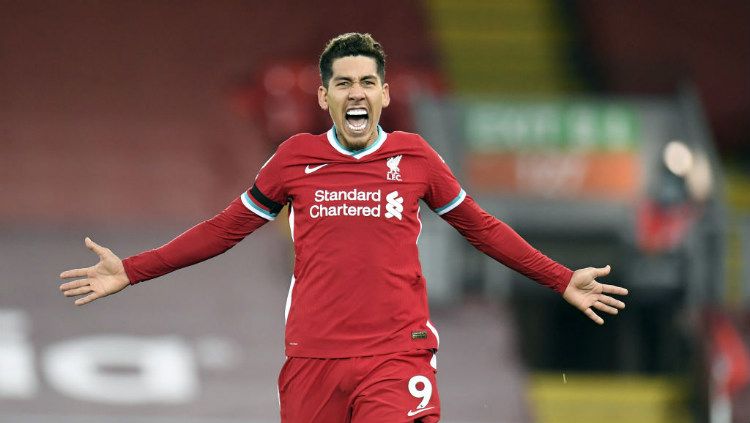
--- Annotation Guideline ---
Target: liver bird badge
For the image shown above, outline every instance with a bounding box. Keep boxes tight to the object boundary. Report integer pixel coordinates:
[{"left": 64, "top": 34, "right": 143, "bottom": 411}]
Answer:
[{"left": 387, "top": 155, "right": 402, "bottom": 181}]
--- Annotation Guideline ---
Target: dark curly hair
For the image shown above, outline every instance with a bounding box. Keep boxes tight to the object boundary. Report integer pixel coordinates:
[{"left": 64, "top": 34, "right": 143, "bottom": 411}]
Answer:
[{"left": 319, "top": 33, "right": 386, "bottom": 88}]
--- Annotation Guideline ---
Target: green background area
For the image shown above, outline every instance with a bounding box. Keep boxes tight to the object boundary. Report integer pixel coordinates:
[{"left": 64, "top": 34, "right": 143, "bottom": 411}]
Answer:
[{"left": 463, "top": 100, "right": 640, "bottom": 152}]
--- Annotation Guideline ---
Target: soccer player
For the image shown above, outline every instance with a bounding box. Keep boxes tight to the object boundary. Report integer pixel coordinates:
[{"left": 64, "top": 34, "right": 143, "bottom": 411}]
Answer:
[{"left": 59, "top": 33, "right": 628, "bottom": 422}]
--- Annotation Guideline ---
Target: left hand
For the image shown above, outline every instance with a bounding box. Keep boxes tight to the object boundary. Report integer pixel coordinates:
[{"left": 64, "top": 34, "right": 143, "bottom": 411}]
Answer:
[{"left": 562, "top": 265, "right": 628, "bottom": 325}]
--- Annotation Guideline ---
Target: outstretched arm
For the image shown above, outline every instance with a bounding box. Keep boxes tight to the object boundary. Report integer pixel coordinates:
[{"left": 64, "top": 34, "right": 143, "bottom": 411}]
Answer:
[
  {"left": 440, "top": 195, "right": 627, "bottom": 324},
  {"left": 121, "top": 197, "right": 268, "bottom": 284},
  {"left": 440, "top": 195, "right": 573, "bottom": 293},
  {"left": 59, "top": 197, "right": 268, "bottom": 305}
]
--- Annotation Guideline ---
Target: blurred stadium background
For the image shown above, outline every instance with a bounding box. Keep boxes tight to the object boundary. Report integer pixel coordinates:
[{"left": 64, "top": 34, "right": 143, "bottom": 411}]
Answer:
[{"left": 1, "top": 1, "right": 750, "bottom": 422}]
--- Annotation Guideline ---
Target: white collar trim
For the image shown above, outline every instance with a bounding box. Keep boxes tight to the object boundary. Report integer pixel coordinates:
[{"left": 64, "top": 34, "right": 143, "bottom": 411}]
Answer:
[{"left": 326, "top": 125, "right": 388, "bottom": 160}]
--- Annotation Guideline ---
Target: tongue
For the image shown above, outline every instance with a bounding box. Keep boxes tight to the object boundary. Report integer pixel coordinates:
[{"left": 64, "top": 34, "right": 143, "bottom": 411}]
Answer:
[{"left": 346, "top": 116, "right": 367, "bottom": 127}]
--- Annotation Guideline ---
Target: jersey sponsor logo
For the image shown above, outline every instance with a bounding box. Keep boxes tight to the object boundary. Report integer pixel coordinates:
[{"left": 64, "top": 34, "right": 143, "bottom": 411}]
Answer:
[
  {"left": 309, "top": 189, "right": 382, "bottom": 218},
  {"left": 384, "top": 190, "right": 403, "bottom": 220},
  {"left": 307, "top": 188, "right": 404, "bottom": 221},
  {"left": 407, "top": 407, "right": 435, "bottom": 417},
  {"left": 309, "top": 188, "right": 404, "bottom": 220},
  {"left": 304, "top": 164, "right": 328, "bottom": 174},
  {"left": 386, "top": 155, "right": 402, "bottom": 181}
]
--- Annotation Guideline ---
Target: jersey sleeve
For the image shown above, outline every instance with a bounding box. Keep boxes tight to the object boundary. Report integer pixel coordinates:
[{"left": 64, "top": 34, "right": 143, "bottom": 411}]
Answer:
[
  {"left": 441, "top": 195, "right": 573, "bottom": 294},
  {"left": 420, "top": 138, "right": 466, "bottom": 215},
  {"left": 240, "top": 146, "right": 288, "bottom": 221},
  {"left": 123, "top": 143, "right": 293, "bottom": 284},
  {"left": 122, "top": 197, "right": 269, "bottom": 284}
]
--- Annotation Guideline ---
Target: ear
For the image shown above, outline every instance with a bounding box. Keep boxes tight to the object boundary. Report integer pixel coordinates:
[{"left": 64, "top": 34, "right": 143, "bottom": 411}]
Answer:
[
  {"left": 317, "top": 86, "right": 329, "bottom": 111},
  {"left": 381, "top": 83, "right": 391, "bottom": 108}
]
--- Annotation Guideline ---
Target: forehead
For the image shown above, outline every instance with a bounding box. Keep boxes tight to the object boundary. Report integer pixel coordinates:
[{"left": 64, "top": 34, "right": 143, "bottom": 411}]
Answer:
[{"left": 330, "top": 55, "right": 380, "bottom": 80}]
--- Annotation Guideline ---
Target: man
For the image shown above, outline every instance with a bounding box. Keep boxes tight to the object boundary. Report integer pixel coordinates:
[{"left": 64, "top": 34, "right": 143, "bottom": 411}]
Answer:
[{"left": 59, "top": 33, "right": 628, "bottom": 422}]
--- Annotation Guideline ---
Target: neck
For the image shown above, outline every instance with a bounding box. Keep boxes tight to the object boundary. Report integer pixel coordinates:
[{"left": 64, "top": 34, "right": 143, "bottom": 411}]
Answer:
[{"left": 335, "top": 126, "right": 379, "bottom": 151}]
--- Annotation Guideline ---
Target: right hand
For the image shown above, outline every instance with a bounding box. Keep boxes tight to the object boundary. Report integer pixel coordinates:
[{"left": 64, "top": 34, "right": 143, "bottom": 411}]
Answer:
[{"left": 59, "top": 237, "right": 130, "bottom": 306}]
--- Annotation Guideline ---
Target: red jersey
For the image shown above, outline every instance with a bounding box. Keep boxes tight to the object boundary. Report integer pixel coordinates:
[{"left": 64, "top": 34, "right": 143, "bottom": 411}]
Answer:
[
  {"left": 123, "top": 126, "right": 573, "bottom": 359},
  {"left": 245, "top": 127, "right": 465, "bottom": 357}
]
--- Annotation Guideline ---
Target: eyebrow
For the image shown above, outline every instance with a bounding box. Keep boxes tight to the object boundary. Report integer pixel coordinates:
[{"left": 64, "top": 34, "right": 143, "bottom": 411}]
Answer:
[{"left": 332, "top": 74, "right": 378, "bottom": 82}]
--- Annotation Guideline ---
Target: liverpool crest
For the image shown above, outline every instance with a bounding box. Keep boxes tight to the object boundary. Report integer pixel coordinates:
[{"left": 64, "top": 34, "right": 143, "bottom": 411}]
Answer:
[{"left": 386, "top": 155, "right": 402, "bottom": 181}]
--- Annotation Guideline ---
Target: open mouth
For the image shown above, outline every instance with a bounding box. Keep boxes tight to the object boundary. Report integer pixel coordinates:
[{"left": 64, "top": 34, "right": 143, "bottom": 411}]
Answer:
[{"left": 345, "top": 108, "right": 368, "bottom": 133}]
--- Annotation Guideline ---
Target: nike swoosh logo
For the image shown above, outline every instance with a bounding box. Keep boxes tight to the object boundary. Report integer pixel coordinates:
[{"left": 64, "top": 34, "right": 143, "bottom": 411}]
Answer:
[
  {"left": 407, "top": 407, "right": 435, "bottom": 417},
  {"left": 304, "top": 164, "right": 328, "bottom": 174}
]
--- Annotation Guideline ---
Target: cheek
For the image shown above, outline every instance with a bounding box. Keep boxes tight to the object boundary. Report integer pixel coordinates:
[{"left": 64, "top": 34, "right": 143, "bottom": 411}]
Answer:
[{"left": 328, "top": 94, "right": 345, "bottom": 109}]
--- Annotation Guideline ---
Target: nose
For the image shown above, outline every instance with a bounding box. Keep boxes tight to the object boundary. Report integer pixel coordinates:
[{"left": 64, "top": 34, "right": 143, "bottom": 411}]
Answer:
[{"left": 348, "top": 82, "right": 365, "bottom": 100}]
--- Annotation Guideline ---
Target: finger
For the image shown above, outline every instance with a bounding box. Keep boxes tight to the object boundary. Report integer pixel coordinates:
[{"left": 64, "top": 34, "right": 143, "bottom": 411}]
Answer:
[
  {"left": 592, "top": 265, "right": 611, "bottom": 278},
  {"left": 60, "top": 267, "right": 90, "bottom": 279},
  {"left": 600, "top": 284, "right": 628, "bottom": 296},
  {"left": 598, "top": 295, "right": 626, "bottom": 309},
  {"left": 584, "top": 308, "right": 604, "bottom": 325},
  {"left": 60, "top": 278, "right": 90, "bottom": 291},
  {"left": 593, "top": 300, "right": 618, "bottom": 315},
  {"left": 85, "top": 237, "right": 109, "bottom": 258},
  {"left": 75, "top": 292, "right": 100, "bottom": 306},
  {"left": 63, "top": 286, "right": 92, "bottom": 297}
]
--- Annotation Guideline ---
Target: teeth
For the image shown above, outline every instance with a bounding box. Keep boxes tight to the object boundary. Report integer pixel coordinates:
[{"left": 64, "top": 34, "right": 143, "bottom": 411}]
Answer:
[
  {"left": 346, "top": 109, "right": 367, "bottom": 116},
  {"left": 346, "top": 119, "right": 367, "bottom": 132}
]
